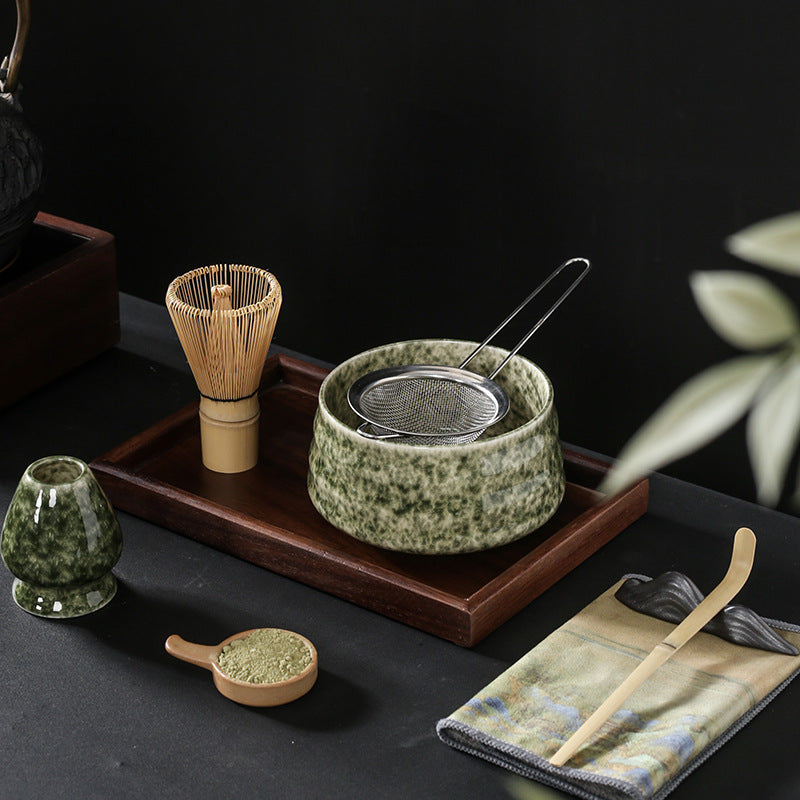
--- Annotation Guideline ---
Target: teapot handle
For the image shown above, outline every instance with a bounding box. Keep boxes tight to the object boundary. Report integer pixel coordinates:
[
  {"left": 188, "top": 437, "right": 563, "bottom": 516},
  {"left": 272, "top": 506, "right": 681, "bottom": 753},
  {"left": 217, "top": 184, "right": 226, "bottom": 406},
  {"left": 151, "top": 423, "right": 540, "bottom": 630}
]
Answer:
[{"left": 2, "top": 0, "right": 30, "bottom": 93}]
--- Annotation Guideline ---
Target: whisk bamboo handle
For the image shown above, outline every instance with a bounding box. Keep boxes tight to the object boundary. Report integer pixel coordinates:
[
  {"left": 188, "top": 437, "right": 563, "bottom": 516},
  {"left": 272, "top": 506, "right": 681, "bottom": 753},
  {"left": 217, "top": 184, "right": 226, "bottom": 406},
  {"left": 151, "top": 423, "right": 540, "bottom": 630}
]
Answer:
[
  {"left": 197, "top": 284, "right": 259, "bottom": 472},
  {"left": 199, "top": 395, "right": 260, "bottom": 472}
]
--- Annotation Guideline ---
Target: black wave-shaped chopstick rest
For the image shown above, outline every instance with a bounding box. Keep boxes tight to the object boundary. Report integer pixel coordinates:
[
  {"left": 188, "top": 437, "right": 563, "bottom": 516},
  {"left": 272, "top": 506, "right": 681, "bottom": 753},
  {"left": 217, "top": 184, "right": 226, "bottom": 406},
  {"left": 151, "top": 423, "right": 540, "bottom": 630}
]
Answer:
[{"left": 615, "top": 571, "right": 798, "bottom": 656}]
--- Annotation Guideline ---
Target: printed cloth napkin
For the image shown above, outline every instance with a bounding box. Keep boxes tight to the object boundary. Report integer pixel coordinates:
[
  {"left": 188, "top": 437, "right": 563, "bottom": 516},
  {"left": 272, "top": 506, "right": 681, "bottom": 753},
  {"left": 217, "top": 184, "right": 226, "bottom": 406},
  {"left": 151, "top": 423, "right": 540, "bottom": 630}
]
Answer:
[{"left": 437, "top": 577, "right": 800, "bottom": 800}]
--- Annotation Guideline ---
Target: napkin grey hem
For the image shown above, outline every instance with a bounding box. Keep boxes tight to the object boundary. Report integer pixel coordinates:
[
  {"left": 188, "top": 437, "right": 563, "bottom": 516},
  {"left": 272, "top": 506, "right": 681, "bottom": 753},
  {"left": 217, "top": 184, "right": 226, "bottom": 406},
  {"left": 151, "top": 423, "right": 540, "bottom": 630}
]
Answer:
[
  {"left": 436, "top": 718, "right": 636, "bottom": 800},
  {"left": 436, "top": 719, "right": 649, "bottom": 800},
  {"left": 436, "top": 603, "right": 800, "bottom": 800}
]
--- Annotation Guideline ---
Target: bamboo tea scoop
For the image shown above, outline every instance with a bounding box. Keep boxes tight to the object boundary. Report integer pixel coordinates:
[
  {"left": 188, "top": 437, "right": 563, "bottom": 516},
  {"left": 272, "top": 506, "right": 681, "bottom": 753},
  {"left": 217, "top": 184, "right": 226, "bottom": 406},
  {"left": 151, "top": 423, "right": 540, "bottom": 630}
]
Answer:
[
  {"left": 165, "top": 629, "right": 318, "bottom": 707},
  {"left": 549, "top": 526, "right": 757, "bottom": 767}
]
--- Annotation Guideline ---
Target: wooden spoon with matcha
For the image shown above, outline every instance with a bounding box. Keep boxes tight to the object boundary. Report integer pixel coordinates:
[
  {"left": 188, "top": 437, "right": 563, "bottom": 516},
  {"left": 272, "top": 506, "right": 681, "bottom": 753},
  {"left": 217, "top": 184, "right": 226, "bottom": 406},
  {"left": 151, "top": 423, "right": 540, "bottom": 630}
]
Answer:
[{"left": 165, "top": 628, "right": 318, "bottom": 707}]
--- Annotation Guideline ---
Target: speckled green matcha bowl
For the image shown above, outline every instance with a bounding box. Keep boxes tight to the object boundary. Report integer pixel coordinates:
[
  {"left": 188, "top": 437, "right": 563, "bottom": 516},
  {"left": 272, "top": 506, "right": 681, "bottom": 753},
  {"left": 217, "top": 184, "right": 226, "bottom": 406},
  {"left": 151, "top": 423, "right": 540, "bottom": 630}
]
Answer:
[
  {"left": 307, "top": 339, "right": 565, "bottom": 554},
  {"left": 1, "top": 456, "right": 123, "bottom": 617}
]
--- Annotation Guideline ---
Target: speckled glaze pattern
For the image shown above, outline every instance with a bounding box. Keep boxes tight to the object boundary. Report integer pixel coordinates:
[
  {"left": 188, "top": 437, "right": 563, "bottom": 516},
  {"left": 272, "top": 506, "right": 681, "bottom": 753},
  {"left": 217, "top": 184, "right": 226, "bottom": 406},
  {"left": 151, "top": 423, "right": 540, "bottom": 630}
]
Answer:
[
  {"left": 307, "top": 340, "right": 565, "bottom": 554},
  {"left": 1, "top": 456, "right": 123, "bottom": 617}
]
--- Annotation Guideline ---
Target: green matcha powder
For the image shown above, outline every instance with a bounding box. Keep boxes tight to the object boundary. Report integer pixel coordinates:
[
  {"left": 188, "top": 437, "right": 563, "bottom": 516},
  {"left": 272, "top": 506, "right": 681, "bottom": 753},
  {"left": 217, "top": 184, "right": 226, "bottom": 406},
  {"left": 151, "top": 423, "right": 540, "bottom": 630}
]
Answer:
[{"left": 216, "top": 628, "right": 312, "bottom": 684}]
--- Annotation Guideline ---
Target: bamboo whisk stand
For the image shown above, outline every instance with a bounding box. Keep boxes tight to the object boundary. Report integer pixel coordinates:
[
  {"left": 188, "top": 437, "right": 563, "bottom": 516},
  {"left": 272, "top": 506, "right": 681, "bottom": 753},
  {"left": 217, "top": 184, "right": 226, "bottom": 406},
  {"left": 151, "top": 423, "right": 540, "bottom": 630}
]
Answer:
[{"left": 166, "top": 265, "right": 282, "bottom": 473}]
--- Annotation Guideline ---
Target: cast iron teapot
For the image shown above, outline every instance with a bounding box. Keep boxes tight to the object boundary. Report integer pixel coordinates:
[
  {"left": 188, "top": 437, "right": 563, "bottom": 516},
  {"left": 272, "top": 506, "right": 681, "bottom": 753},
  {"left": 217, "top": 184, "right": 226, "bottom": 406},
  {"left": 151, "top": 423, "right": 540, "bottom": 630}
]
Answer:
[{"left": 0, "top": 0, "right": 43, "bottom": 270}]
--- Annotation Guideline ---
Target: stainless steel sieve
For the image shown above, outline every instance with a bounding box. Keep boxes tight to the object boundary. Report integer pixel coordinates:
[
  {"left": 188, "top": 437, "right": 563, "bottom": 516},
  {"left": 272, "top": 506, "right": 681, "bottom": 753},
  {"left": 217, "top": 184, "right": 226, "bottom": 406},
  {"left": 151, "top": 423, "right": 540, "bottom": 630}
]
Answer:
[{"left": 348, "top": 257, "right": 591, "bottom": 445}]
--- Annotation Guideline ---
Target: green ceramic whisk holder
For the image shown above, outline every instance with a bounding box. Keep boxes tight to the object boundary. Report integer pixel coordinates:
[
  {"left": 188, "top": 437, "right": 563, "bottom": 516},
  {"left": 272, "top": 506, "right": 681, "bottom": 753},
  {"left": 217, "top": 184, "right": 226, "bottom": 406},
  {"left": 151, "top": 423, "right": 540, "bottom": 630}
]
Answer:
[{"left": 1, "top": 456, "right": 123, "bottom": 618}]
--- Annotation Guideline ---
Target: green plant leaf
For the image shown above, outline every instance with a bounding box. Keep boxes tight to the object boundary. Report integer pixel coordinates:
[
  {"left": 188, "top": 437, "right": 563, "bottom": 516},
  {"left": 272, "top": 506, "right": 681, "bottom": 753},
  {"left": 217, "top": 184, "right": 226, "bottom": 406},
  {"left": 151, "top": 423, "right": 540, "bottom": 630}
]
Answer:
[
  {"left": 600, "top": 354, "right": 782, "bottom": 496},
  {"left": 747, "top": 354, "right": 800, "bottom": 506},
  {"left": 690, "top": 271, "right": 800, "bottom": 350},
  {"left": 726, "top": 211, "right": 800, "bottom": 275}
]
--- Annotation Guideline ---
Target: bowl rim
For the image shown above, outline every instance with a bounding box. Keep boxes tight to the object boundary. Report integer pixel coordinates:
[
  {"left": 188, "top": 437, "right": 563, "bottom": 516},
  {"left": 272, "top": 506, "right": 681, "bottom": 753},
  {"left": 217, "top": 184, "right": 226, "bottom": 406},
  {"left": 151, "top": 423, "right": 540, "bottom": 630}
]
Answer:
[
  {"left": 25, "top": 455, "right": 88, "bottom": 486},
  {"left": 317, "top": 338, "right": 555, "bottom": 452}
]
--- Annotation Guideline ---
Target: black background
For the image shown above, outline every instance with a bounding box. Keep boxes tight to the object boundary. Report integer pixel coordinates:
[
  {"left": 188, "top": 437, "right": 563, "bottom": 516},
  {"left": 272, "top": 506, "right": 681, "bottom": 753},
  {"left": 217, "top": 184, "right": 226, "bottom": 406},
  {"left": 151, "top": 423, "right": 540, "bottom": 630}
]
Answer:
[{"left": 5, "top": 1, "right": 800, "bottom": 506}]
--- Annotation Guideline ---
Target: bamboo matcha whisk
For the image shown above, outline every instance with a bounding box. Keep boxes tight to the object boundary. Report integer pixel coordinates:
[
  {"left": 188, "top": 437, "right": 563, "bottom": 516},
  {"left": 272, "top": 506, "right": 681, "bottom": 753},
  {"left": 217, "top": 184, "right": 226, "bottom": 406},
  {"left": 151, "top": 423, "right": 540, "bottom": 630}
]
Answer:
[{"left": 166, "top": 264, "right": 282, "bottom": 473}]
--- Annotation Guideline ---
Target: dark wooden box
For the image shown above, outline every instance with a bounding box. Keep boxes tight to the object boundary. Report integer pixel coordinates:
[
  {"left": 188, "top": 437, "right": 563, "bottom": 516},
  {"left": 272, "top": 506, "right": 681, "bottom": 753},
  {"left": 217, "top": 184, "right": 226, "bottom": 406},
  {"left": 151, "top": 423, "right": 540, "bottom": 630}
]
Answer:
[{"left": 0, "top": 212, "right": 119, "bottom": 409}]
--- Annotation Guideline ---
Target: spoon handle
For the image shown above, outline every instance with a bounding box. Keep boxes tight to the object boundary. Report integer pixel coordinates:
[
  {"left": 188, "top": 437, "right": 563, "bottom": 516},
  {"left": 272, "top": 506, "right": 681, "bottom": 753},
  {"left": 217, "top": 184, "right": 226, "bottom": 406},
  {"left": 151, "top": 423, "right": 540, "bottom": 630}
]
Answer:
[{"left": 165, "top": 634, "right": 219, "bottom": 671}]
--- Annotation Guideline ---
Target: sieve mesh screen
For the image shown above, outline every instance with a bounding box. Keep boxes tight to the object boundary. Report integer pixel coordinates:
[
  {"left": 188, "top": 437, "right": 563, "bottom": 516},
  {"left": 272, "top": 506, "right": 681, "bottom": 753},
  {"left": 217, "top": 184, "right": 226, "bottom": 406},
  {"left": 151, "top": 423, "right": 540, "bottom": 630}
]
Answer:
[{"left": 357, "top": 375, "right": 500, "bottom": 444}]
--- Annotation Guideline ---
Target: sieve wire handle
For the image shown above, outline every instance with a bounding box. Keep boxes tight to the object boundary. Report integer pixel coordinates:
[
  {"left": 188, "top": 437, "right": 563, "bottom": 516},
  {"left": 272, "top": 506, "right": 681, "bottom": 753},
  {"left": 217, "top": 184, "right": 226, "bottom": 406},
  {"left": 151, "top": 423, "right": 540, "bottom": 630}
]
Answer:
[
  {"left": 356, "top": 422, "right": 404, "bottom": 440},
  {"left": 458, "top": 257, "right": 591, "bottom": 379}
]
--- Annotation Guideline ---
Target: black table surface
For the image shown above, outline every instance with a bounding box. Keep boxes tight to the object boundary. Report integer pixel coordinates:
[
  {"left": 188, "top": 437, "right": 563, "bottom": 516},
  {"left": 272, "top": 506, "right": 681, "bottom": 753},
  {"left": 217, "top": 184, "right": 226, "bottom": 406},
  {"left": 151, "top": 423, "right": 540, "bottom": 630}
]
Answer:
[{"left": 3, "top": 295, "right": 800, "bottom": 800}]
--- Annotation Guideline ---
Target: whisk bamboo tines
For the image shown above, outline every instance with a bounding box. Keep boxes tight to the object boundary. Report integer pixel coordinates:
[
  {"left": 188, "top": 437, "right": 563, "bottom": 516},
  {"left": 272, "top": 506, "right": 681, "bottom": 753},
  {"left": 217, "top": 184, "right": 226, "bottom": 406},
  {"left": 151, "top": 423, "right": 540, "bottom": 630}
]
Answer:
[{"left": 166, "top": 264, "right": 282, "bottom": 473}]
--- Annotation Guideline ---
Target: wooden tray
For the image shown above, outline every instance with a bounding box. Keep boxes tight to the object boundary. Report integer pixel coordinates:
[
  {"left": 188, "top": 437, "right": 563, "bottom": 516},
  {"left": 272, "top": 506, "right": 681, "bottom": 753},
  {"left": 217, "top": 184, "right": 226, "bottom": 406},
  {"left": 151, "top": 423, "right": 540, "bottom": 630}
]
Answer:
[
  {"left": 0, "top": 212, "right": 119, "bottom": 409},
  {"left": 91, "top": 354, "right": 649, "bottom": 646}
]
